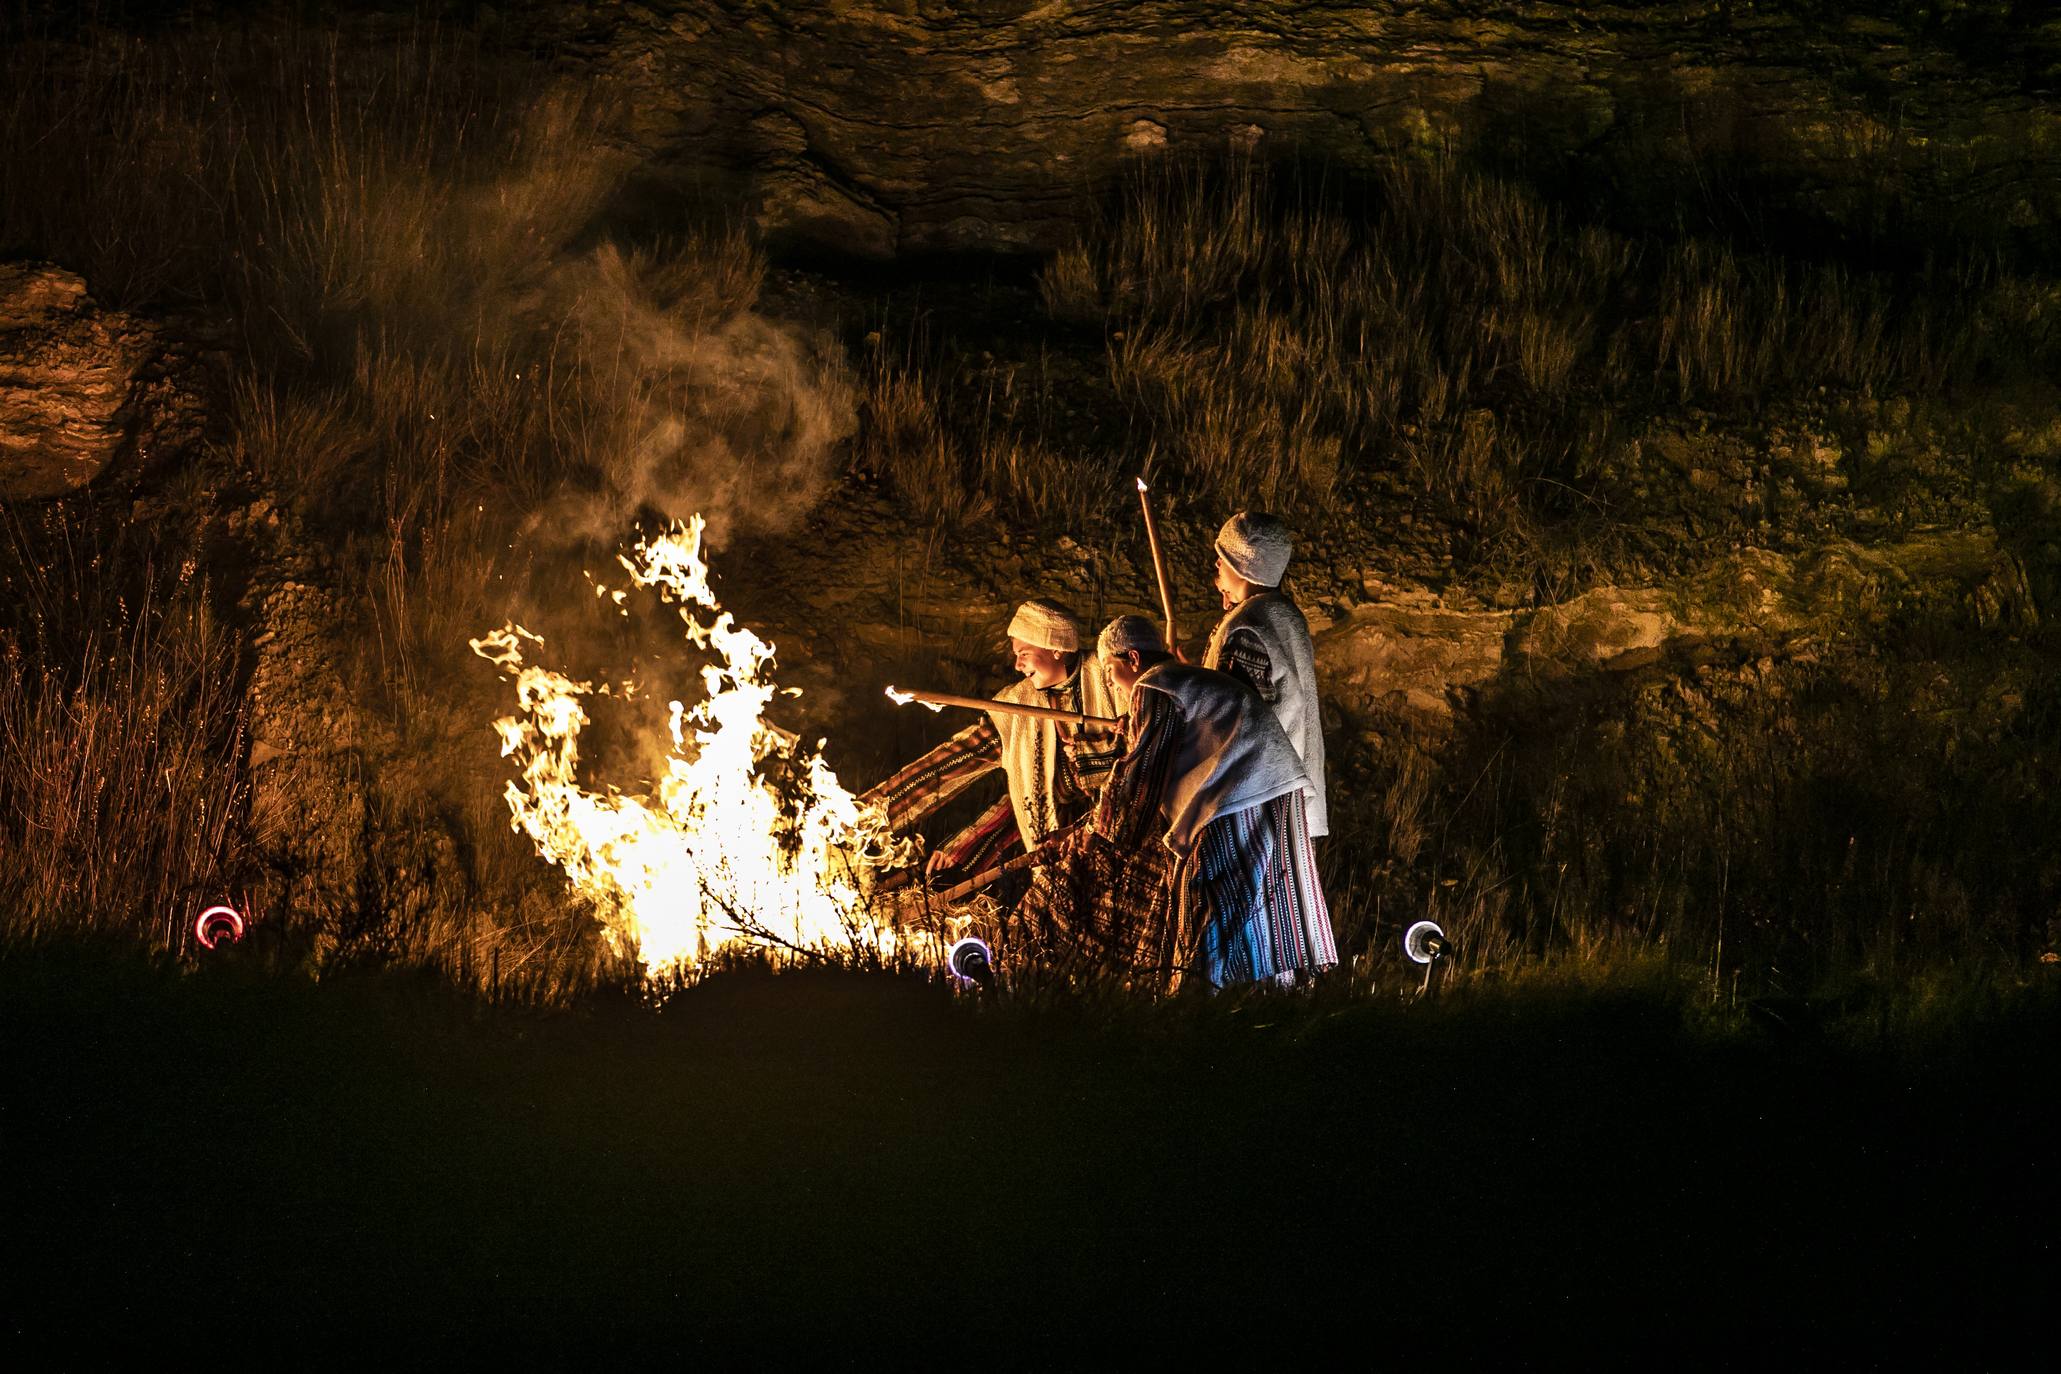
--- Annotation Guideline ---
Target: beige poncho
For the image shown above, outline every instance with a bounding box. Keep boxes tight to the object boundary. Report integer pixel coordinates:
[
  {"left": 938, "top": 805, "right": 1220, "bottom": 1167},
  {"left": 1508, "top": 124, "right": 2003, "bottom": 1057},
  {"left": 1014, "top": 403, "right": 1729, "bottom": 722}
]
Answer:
[{"left": 986, "top": 659, "right": 1124, "bottom": 847}]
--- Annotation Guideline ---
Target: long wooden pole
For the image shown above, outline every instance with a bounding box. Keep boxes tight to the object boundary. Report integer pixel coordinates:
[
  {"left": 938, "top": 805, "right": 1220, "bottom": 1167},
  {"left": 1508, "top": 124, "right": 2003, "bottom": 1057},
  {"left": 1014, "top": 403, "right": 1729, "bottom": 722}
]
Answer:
[
  {"left": 935, "top": 826, "right": 1077, "bottom": 902},
  {"left": 885, "top": 685, "right": 1121, "bottom": 728},
  {"left": 1136, "top": 476, "right": 1177, "bottom": 650}
]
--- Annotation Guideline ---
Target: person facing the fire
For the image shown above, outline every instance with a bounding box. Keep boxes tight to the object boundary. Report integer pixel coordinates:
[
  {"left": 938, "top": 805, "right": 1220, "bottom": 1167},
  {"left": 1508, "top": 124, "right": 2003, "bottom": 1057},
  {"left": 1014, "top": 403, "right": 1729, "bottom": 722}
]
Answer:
[
  {"left": 1021, "top": 615, "right": 1335, "bottom": 989},
  {"left": 862, "top": 597, "right": 1123, "bottom": 888},
  {"left": 1202, "top": 511, "right": 1327, "bottom": 841}
]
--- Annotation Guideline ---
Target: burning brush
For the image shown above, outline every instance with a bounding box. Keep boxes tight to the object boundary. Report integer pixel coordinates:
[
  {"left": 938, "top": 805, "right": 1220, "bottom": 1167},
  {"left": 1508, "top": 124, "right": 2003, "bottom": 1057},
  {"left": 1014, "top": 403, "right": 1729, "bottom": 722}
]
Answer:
[{"left": 470, "top": 517, "right": 922, "bottom": 984}]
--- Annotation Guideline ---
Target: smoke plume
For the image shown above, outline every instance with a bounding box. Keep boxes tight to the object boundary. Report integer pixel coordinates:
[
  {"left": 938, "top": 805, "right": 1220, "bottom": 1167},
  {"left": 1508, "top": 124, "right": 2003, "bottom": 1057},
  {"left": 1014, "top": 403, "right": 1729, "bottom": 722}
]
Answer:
[{"left": 548, "top": 242, "right": 856, "bottom": 548}]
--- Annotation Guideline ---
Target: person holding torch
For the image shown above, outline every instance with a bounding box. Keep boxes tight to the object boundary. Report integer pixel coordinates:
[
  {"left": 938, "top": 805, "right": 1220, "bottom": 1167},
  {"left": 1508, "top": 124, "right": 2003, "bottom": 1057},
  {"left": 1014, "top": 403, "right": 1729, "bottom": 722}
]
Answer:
[
  {"left": 864, "top": 598, "right": 1123, "bottom": 889},
  {"left": 1020, "top": 615, "right": 1334, "bottom": 989}
]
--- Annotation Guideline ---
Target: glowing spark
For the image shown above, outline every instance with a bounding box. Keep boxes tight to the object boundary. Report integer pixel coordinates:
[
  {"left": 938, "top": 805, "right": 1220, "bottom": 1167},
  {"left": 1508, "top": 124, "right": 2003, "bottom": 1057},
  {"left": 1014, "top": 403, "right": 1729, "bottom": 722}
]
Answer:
[
  {"left": 1136, "top": 476, "right": 1149, "bottom": 492},
  {"left": 473, "top": 517, "right": 918, "bottom": 983}
]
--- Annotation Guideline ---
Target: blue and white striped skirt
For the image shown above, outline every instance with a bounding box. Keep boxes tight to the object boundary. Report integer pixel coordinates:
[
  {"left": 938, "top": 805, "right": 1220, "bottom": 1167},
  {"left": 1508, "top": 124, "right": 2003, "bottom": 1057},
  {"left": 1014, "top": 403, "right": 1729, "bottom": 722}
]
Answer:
[{"left": 1184, "top": 789, "right": 1335, "bottom": 988}]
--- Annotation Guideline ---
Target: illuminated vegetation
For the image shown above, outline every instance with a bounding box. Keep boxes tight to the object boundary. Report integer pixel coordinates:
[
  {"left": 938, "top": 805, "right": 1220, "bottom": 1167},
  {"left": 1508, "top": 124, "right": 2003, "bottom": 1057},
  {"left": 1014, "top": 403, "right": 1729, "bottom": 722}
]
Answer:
[
  {"left": 1, "top": 14, "right": 2058, "bottom": 1023},
  {"left": 1037, "top": 157, "right": 2058, "bottom": 526},
  {"left": 0, "top": 509, "right": 251, "bottom": 943}
]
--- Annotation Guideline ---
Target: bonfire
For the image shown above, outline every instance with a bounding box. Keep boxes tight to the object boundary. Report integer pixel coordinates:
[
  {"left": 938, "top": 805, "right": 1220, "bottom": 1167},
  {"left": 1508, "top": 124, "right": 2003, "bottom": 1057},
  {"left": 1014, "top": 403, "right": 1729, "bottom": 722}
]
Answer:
[{"left": 470, "top": 517, "right": 915, "bottom": 982}]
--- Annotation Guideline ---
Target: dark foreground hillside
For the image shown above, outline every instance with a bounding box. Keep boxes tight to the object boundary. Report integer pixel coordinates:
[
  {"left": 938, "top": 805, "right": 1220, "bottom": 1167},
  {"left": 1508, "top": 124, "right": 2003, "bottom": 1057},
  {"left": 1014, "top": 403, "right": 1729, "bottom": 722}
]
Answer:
[{"left": 5, "top": 948, "right": 2053, "bottom": 1363}]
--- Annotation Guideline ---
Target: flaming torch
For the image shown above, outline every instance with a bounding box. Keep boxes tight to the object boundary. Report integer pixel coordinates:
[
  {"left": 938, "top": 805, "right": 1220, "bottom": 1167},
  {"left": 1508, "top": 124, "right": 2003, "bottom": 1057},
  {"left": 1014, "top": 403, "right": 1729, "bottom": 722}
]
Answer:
[
  {"left": 885, "top": 685, "right": 1119, "bottom": 729},
  {"left": 1136, "top": 475, "right": 1177, "bottom": 651}
]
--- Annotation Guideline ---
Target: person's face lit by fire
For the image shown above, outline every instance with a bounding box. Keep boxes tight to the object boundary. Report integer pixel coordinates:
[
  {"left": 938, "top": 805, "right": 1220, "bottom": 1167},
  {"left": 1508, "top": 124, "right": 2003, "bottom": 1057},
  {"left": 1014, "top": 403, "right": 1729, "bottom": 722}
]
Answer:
[
  {"left": 1214, "top": 552, "right": 1257, "bottom": 611},
  {"left": 1101, "top": 647, "right": 1146, "bottom": 711},
  {"left": 1011, "top": 637, "right": 1072, "bottom": 690}
]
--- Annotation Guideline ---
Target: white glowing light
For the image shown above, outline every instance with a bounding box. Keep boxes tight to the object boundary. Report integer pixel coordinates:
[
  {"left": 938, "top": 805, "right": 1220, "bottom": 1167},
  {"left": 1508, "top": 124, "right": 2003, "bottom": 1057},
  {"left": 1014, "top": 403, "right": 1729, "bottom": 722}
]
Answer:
[
  {"left": 947, "top": 937, "right": 995, "bottom": 987},
  {"left": 1403, "top": 919, "right": 1447, "bottom": 965},
  {"left": 884, "top": 686, "right": 944, "bottom": 712}
]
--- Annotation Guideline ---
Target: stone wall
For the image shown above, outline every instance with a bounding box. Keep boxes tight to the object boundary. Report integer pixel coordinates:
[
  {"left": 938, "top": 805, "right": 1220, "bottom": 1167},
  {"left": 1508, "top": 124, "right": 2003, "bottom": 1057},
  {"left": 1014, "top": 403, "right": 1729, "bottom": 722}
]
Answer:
[{"left": 540, "top": 1, "right": 2061, "bottom": 261}]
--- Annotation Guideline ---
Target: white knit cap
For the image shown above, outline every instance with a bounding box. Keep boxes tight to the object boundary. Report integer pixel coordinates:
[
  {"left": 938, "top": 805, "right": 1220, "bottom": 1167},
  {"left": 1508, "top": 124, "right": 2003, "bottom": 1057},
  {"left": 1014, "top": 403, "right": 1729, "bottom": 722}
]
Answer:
[
  {"left": 1006, "top": 598, "right": 1081, "bottom": 653},
  {"left": 1215, "top": 511, "right": 1293, "bottom": 586},
  {"left": 1096, "top": 614, "right": 1167, "bottom": 660}
]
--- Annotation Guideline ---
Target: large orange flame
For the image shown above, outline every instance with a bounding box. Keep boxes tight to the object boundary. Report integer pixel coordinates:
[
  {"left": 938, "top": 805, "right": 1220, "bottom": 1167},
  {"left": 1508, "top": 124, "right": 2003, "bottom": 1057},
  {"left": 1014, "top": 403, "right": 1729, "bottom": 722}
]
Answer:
[{"left": 470, "top": 517, "right": 914, "bottom": 981}]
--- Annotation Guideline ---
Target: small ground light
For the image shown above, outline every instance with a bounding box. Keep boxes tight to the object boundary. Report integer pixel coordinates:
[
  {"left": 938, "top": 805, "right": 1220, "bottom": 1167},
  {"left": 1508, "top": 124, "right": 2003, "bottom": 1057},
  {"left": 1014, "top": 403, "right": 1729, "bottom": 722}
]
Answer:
[
  {"left": 193, "top": 904, "right": 246, "bottom": 950},
  {"left": 1403, "top": 919, "right": 1450, "bottom": 998},
  {"left": 947, "top": 937, "right": 995, "bottom": 989}
]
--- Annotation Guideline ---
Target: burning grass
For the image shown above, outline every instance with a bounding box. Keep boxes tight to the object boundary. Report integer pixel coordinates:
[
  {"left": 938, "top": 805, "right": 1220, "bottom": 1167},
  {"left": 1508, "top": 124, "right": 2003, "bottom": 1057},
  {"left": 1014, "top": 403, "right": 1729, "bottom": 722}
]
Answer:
[
  {"left": 0, "top": 19, "right": 851, "bottom": 987},
  {"left": 469, "top": 518, "right": 922, "bottom": 982}
]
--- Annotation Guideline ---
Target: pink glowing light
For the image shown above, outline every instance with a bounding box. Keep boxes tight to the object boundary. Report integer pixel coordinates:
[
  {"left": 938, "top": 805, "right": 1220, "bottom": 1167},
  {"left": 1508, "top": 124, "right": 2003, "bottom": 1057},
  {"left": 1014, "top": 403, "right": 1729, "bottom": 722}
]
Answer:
[{"left": 194, "top": 904, "right": 246, "bottom": 950}]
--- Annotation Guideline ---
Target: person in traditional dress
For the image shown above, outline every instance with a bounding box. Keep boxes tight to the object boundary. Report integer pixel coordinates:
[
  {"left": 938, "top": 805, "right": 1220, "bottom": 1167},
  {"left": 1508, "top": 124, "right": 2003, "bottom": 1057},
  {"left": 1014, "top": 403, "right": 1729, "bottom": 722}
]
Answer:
[
  {"left": 862, "top": 598, "right": 1123, "bottom": 887},
  {"left": 1203, "top": 512, "right": 1327, "bottom": 840},
  {"left": 1023, "top": 615, "right": 1335, "bottom": 989}
]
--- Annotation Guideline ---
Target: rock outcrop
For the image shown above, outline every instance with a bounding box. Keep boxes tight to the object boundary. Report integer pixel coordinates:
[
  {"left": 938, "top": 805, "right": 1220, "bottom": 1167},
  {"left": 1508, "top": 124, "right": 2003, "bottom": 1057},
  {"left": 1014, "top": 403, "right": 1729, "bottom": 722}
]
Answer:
[
  {"left": 1315, "top": 532, "right": 2036, "bottom": 732},
  {"left": 0, "top": 263, "right": 201, "bottom": 500},
  {"left": 544, "top": 2, "right": 2061, "bottom": 260},
  {"left": 720, "top": 487, "right": 2036, "bottom": 768}
]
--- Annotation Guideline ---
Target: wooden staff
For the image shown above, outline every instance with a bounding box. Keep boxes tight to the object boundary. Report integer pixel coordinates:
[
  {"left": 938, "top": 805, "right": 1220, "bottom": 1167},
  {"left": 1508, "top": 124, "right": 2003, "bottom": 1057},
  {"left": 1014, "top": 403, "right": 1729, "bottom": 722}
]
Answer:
[
  {"left": 885, "top": 685, "right": 1120, "bottom": 729},
  {"left": 935, "top": 826, "right": 1077, "bottom": 902},
  {"left": 1136, "top": 475, "right": 1177, "bottom": 650}
]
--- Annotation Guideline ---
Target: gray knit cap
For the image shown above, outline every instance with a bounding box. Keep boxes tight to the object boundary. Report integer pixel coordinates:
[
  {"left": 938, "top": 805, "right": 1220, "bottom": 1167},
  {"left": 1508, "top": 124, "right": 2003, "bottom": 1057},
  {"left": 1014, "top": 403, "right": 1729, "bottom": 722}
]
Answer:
[
  {"left": 1096, "top": 614, "right": 1168, "bottom": 660},
  {"left": 1215, "top": 511, "right": 1293, "bottom": 586}
]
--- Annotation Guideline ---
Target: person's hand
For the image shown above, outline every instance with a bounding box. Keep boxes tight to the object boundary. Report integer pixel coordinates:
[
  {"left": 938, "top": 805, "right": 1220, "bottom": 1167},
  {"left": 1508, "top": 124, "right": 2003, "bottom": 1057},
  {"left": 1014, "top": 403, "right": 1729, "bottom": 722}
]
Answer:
[{"left": 924, "top": 848, "right": 953, "bottom": 878}]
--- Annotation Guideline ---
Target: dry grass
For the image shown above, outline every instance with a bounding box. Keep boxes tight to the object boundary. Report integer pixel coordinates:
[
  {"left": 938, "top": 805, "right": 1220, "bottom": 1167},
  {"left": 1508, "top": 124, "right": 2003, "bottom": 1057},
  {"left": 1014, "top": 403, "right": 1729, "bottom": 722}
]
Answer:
[
  {"left": 855, "top": 348, "right": 993, "bottom": 529},
  {"left": 1321, "top": 647, "right": 2061, "bottom": 1006},
  {"left": 4, "top": 19, "right": 2054, "bottom": 1014},
  {"left": 0, "top": 22, "right": 788, "bottom": 989},
  {"left": 0, "top": 509, "right": 253, "bottom": 950},
  {"left": 1043, "top": 154, "right": 2061, "bottom": 529},
  {"left": 973, "top": 426, "right": 1124, "bottom": 538},
  {"left": 855, "top": 332, "right": 1126, "bottom": 537}
]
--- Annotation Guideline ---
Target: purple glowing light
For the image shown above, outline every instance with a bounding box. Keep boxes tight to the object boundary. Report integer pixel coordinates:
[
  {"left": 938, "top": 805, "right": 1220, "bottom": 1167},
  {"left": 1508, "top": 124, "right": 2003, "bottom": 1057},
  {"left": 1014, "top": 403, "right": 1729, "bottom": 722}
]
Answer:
[
  {"left": 947, "top": 937, "right": 994, "bottom": 986},
  {"left": 194, "top": 904, "right": 246, "bottom": 950}
]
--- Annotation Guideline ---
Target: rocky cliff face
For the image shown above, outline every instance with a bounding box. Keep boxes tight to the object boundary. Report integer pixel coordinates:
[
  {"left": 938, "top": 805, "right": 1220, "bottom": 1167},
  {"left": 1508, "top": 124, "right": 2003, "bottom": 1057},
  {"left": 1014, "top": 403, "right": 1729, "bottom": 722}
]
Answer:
[
  {"left": 546, "top": 1, "right": 2061, "bottom": 261},
  {"left": 0, "top": 263, "right": 203, "bottom": 499},
  {"left": 1316, "top": 530, "right": 2035, "bottom": 730}
]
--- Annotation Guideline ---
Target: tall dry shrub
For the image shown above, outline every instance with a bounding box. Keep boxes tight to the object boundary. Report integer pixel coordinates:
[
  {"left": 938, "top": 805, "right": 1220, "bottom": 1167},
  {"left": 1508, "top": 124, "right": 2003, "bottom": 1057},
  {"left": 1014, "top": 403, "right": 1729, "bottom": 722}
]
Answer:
[{"left": 0, "top": 511, "right": 252, "bottom": 948}]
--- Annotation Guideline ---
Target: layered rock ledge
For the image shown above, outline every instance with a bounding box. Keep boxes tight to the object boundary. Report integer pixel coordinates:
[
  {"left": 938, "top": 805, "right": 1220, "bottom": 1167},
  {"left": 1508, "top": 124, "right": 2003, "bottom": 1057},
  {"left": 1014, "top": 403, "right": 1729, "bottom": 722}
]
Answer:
[
  {"left": 0, "top": 263, "right": 200, "bottom": 500},
  {"left": 543, "top": 1, "right": 2061, "bottom": 259}
]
